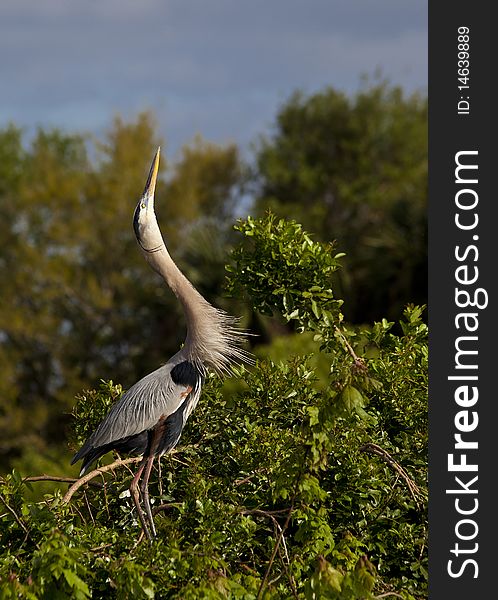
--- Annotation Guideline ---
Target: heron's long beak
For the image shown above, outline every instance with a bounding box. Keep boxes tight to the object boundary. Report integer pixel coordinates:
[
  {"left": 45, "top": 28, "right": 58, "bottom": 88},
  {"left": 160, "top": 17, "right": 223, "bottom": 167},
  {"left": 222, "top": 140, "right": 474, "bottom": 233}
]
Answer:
[{"left": 142, "top": 147, "right": 161, "bottom": 202}]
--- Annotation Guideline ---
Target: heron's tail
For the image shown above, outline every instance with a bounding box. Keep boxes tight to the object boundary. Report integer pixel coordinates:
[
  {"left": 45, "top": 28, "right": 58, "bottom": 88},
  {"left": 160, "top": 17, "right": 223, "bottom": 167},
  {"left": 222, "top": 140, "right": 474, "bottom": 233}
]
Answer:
[{"left": 71, "top": 431, "right": 149, "bottom": 476}]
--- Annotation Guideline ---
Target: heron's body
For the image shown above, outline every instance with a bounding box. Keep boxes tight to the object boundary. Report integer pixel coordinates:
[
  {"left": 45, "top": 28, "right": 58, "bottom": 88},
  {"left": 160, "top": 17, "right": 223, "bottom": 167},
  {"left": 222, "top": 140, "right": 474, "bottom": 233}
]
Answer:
[
  {"left": 71, "top": 148, "right": 248, "bottom": 539},
  {"left": 72, "top": 354, "right": 202, "bottom": 475}
]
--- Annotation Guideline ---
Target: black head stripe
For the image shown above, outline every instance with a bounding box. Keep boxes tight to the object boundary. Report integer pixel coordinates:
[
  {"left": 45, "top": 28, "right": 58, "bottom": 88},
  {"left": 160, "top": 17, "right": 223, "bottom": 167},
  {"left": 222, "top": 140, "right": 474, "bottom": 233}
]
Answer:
[{"left": 133, "top": 204, "right": 141, "bottom": 240}]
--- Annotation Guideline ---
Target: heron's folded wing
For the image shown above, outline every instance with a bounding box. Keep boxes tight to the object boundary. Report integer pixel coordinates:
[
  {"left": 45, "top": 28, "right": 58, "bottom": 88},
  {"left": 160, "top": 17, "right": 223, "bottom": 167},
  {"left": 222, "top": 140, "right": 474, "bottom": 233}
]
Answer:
[{"left": 85, "top": 363, "right": 197, "bottom": 449}]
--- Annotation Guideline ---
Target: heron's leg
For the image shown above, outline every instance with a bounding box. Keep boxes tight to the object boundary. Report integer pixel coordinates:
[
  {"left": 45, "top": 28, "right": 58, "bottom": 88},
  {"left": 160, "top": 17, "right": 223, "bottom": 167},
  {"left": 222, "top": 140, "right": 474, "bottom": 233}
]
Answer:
[
  {"left": 129, "top": 457, "right": 152, "bottom": 541},
  {"left": 140, "top": 454, "right": 157, "bottom": 538}
]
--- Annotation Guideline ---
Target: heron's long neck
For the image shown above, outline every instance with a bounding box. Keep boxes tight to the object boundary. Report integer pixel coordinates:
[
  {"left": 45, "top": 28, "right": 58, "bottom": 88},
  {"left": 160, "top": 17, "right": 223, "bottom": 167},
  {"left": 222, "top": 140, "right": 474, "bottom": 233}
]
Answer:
[
  {"left": 142, "top": 245, "right": 239, "bottom": 371},
  {"left": 144, "top": 246, "right": 204, "bottom": 311}
]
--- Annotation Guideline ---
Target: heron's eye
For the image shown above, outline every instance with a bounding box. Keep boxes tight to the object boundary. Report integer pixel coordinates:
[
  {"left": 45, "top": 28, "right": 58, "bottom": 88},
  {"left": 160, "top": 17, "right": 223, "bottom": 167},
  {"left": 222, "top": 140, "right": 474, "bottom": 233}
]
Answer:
[{"left": 141, "top": 202, "right": 146, "bottom": 209}]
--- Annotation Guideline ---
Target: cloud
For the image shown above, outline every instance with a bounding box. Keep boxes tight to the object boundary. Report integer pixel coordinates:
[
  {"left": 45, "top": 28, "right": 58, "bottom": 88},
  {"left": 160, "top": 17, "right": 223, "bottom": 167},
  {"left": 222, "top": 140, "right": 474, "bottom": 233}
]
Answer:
[{"left": 0, "top": 0, "right": 427, "bottom": 155}]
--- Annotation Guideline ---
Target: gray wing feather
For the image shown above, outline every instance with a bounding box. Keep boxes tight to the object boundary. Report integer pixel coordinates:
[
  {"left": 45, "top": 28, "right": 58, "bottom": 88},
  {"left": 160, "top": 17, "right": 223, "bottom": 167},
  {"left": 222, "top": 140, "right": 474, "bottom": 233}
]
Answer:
[{"left": 88, "top": 362, "right": 191, "bottom": 448}]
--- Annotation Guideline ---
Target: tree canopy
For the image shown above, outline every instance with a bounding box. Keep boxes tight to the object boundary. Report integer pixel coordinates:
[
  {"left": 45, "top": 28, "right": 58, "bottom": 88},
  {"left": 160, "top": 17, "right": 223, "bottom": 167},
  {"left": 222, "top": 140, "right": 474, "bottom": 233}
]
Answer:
[{"left": 254, "top": 81, "right": 427, "bottom": 323}]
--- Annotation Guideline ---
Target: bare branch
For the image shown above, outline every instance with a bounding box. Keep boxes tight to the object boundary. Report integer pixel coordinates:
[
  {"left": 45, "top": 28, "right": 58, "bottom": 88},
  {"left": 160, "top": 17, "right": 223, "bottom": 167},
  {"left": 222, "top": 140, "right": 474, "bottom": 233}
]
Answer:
[
  {"left": 237, "top": 506, "right": 298, "bottom": 597},
  {"left": 0, "top": 491, "right": 29, "bottom": 535},
  {"left": 234, "top": 467, "right": 266, "bottom": 486},
  {"left": 90, "top": 543, "right": 113, "bottom": 553},
  {"left": 152, "top": 502, "right": 182, "bottom": 516},
  {"left": 62, "top": 457, "right": 143, "bottom": 504},
  {"left": 334, "top": 325, "right": 366, "bottom": 371},
  {"left": 158, "top": 458, "right": 163, "bottom": 498},
  {"left": 83, "top": 490, "right": 95, "bottom": 525},
  {"left": 256, "top": 500, "right": 296, "bottom": 599},
  {"left": 272, "top": 517, "right": 298, "bottom": 599},
  {"left": 360, "top": 442, "right": 422, "bottom": 502},
  {"left": 23, "top": 475, "right": 102, "bottom": 488},
  {"left": 0, "top": 491, "right": 38, "bottom": 549},
  {"left": 239, "top": 508, "right": 290, "bottom": 517}
]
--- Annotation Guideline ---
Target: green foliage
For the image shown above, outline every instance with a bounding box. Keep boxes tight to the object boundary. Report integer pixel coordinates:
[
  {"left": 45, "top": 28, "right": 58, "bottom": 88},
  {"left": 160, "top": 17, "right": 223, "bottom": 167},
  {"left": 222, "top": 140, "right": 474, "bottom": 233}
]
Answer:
[
  {"left": 255, "top": 79, "right": 427, "bottom": 323},
  {"left": 227, "top": 214, "right": 344, "bottom": 331},
  {"left": 0, "top": 214, "right": 426, "bottom": 599}
]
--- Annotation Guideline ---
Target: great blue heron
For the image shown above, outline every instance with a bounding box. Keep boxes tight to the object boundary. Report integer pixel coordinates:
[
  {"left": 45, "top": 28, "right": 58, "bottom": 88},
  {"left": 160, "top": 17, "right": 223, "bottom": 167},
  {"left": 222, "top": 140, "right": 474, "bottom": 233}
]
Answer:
[{"left": 71, "top": 148, "right": 249, "bottom": 539}]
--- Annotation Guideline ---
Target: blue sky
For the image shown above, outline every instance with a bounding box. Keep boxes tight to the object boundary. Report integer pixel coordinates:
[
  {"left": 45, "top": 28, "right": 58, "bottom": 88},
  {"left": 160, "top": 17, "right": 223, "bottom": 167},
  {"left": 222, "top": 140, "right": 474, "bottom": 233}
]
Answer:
[{"left": 0, "top": 0, "right": 427, "bottom": 159}]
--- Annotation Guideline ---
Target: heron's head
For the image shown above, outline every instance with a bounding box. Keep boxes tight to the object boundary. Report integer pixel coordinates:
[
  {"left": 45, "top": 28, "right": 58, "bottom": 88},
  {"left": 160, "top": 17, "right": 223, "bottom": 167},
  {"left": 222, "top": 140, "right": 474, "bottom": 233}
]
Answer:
[{"left": 133, "top": 147, "right": 164, "bottom": 251}]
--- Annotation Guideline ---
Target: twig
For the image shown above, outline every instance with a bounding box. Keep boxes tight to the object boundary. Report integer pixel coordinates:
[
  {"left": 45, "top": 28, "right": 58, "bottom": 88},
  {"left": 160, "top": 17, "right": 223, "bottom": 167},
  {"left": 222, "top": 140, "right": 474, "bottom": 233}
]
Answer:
[
  {"left": 374, "top": 592, "right": 405, "bottom": 599},
  {"left": 268, "top": 572, "right": 283, "bottom": 587},
  {"left": 23, "top": 475, "right": 102, "bottom": 488},
  {"left": 132, "top": 529, "right": 145, "bottom": 549},
  {"left": 272, "top": 517, "right": 298, "bottom": 599},
  {"left": 169, "top": 455, "right": 190, "bottom": 467},
  {"left": 238, "top": 506, "right": 298, "bottom": 597},
  {"left": 101, "top": 472, "right": 110, "bottom": 518},
  {"left": 116, "top": 453, "right": 137, "bottom": 478},
  {"left": 90, "top": 543, "right": 113, "bottom": 553},
  {"left": 83, "top": 490, "right": 95, "bottom": 525},
  {"left": 360, "top": 442, "right": 422, "bottom": 502},
  {"left": 239, "top": 508, "right": 290, "bottom": 517},
  {"left": 68, "top": 499, "right": 87, "bottom": 524},
  {"left": 256, "top": 499, "right": 296, "bottom": 599},
  {"left": 334, "top": 325, "right": 365, "bottom": 368},
  {"left": 62, "top": 457, "right": 143, "bottom": 503},
  {"left": 152, "top": 502, "right": 182, "bottom": 516},
  {"left": 419, "top": 526, "right": 427, "bottom": 561},
  {"left": 0, "top": 491, "right": 38, "bottom": 549},
  {"left": 240, "top": 564, "right": 259, "bottom": 576},
  {"left": 158, "top": 458, "right": 163, "bottom": 498},
  {"left": 234, "top": 467, "right": 266, "bottom": 486},
  {"left": 0, "top": 491, "right": 29, "bottom": 535}
]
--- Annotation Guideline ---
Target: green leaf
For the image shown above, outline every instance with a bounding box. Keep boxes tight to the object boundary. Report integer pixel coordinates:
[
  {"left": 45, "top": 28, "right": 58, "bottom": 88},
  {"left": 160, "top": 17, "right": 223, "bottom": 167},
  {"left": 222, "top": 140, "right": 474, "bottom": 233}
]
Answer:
[{"left": 340, "top": 385, "right": 366, "bottom": 412}]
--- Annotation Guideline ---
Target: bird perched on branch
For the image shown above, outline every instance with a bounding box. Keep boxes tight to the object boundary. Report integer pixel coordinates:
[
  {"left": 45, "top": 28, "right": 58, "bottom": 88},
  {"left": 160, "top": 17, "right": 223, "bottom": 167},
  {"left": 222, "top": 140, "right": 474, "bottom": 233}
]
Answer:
[{"left": 72, "top": 148, "right": 250, "bottom": 539}]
